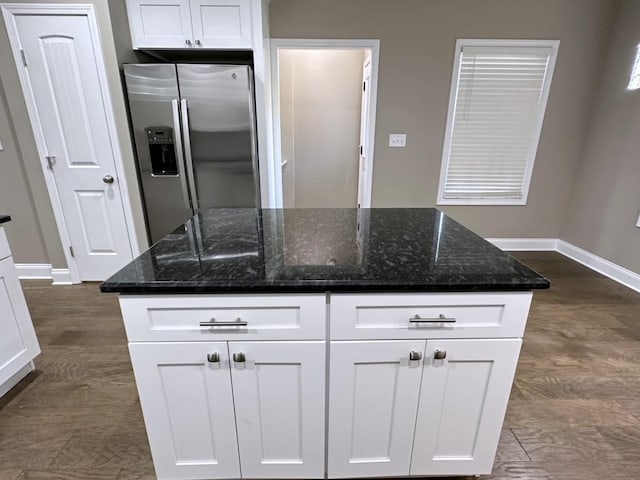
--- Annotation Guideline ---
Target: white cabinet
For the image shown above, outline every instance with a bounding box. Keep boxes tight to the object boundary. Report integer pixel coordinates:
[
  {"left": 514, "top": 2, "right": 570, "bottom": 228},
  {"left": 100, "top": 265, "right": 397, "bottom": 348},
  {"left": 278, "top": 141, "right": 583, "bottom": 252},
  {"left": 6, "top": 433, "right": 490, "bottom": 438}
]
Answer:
[
  {"left": 126, "top": 0, "right": 253, "bottom": 49},
  {"left": 328, "top": 341, "right": 425, "bottom": 478},
  {"left": 230, "top": 341, "right": 325, "bottom": 478},
  {"left": 0, "top": 228, "right": 40, "bottom": 397},
  {"left": 128, "top": 342, "right": 240, "bottom": 480},
  {"left": 411, "top": 339, "right": 522, "bottom": 476}
]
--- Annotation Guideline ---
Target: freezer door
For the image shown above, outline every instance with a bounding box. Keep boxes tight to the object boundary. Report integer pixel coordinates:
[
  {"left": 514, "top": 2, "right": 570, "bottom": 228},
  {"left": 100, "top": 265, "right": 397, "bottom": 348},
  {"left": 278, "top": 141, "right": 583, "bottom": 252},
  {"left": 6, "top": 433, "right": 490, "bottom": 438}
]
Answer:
[
  {"left": 124, "top": 64, "right": 193, "bottom": 243},
  {"left": 177, "top": 64, "right": 260, "bottom": 209}
]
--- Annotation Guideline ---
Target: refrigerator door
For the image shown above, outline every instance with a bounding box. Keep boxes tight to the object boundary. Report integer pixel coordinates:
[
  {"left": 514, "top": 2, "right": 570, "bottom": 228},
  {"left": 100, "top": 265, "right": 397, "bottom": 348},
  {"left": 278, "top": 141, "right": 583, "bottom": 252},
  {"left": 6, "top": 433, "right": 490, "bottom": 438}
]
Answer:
[
  {"left": 177, "top": 64, "right": 260, "bottom": 209},
  {"left": 124, "top": 64, "right": 193, "bottom": 243}
]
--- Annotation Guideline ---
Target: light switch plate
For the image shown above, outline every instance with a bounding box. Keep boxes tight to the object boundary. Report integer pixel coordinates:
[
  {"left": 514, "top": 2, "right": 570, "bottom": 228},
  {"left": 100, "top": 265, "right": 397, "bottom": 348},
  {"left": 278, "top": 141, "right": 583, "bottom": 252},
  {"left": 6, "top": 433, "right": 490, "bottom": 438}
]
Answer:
[{"left": 389, "top": 134, "right": 406, "bottom": 147}]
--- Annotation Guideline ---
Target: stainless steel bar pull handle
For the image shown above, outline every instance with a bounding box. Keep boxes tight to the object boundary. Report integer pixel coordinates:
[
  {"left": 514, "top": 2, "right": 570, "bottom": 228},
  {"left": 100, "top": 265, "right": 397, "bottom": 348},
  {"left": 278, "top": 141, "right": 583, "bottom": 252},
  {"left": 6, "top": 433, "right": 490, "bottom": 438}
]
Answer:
[
  {"left": 180, "top": 99, "right": 199, "bottom": 210},
  {"left": 170, "top": 98, "right": 192, "bottom": 211},
  {"left": 434, "top": 350, "right": 447, "bottom": 360},
  {"left": 409, "top": 313, "right": 456, "bottom": 323},
  {"left": 207, "top": 352, "right": 220, "bottom": 363},
  {"left": 199, "top": 317, "right": 248, "bottom": 327},
  {"left": 233, "top": 352, "right": 246, "bottom": 363},
  {"left": 409, "top": 351, "right": 422, "bottom": 361}
]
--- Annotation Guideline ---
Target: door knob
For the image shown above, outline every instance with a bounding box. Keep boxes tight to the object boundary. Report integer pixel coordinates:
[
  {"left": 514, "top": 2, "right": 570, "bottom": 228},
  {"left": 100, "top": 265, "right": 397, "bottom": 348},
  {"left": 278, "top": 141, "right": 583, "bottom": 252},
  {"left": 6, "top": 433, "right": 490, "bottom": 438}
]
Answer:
[
  {"left": 103, "top": 175, "right": 114, "bottom": 184},
  {"left": 434, "top": 349, "right": 447, "bottom": 360},
  {"left": 233, "top": 352, "right": 246, "bottom": 363},
  {"left": 409, "top": 351, "right": 422, "bottom": 361},
  {"left": 207, "top": 352, "right": 220, "bottom": 363}
]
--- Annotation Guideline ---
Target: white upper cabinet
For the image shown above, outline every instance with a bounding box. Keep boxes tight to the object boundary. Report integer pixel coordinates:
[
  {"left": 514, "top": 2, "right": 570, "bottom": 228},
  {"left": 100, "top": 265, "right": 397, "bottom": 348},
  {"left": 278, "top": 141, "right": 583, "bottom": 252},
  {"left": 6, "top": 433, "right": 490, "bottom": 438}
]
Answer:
[
  {"left": 190, "top": 0, "right": 252, "bottom": 49},
  {"left": 126, "top": 0, "right": 253, "bottom": 49}
]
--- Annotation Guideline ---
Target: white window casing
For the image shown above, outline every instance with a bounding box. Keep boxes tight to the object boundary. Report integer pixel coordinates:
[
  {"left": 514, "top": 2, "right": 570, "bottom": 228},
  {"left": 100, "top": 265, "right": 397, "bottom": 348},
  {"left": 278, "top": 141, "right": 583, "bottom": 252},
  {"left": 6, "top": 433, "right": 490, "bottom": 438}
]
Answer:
[{"left": 437, "top": 39, "right": 559, "bottom": 205}]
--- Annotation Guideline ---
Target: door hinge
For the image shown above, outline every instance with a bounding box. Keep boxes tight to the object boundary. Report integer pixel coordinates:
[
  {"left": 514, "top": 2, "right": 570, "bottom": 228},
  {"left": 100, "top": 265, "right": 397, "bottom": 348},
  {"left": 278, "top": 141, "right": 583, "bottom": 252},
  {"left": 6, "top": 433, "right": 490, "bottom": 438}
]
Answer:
[
  {"left": 69, "top": 246, "right": 75, "bottom": 258},
  {"left": 46, "top": 155, "right": 55, "bottom": 169},
  {"left": 360, "top": 145, "right": 363, "bottom": 155},
  {"left": 20, "top": 49, "right": 27, "bottom": 67},
  {"left": 363, "top": 81, "right": 366, "bottom": 92}
]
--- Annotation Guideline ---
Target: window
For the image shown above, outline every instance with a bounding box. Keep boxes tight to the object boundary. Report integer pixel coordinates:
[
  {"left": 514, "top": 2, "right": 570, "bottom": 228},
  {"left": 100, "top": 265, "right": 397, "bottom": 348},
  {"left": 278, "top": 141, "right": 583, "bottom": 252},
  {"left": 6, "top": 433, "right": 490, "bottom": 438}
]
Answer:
[{"left": 437, "top": 39, "right": 559, "bottom": 205}]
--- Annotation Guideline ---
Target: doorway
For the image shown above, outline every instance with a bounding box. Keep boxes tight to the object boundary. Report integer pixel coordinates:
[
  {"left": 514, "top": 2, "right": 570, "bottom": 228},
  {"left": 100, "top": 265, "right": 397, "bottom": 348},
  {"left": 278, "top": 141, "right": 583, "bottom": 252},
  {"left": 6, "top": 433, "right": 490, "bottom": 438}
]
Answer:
[{"left": 271, "top": 39, "right": 379, "bottom": 208}]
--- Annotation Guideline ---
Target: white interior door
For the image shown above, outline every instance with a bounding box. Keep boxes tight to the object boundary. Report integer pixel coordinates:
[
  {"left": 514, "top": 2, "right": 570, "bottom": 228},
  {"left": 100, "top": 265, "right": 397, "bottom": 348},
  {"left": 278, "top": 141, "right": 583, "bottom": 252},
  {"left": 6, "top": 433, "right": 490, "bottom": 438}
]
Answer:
[
  {"left": 229, "top": 341, "right": 325, "bottom": 478},
  {"left": 10, "top": 13, "right": 133, "bottom": 281},
  {"left": 357, "top": 53, "right": 372, "bottom": 209},
  {"left": 328, "top": 340, "right": 425, "bottom": 478}
]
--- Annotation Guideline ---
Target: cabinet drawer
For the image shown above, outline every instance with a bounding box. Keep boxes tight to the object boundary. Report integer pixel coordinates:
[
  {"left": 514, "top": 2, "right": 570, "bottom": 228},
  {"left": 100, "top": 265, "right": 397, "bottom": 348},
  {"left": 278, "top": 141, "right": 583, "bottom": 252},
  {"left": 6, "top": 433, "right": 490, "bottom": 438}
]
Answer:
[
  {"left": 120, "top": 294, "right": 326, "bottom": 341},
  {"left": 0, "top": 228, "right": 11, "bottom": 261},
  {"left": 330, "top": 292, "right": 532, "bottom": 340}
]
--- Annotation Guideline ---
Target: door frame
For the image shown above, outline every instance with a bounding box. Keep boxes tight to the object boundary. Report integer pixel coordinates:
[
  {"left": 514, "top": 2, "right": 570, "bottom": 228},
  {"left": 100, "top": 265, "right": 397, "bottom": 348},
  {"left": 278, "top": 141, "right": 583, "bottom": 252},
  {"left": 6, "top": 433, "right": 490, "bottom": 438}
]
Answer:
[
  {"left": 270, "top": 38, "right": 380, "bottom": 208},
  {"left": 1, "top": 3, "right": 140, "bottom": 284}
]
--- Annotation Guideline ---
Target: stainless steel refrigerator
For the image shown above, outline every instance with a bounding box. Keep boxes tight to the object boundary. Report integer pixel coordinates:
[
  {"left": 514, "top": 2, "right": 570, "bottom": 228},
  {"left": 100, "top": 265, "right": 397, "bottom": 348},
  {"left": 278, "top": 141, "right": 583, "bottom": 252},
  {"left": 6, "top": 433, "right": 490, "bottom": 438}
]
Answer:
[{"left": 124, "top": 63, "right": 260, "bottom": 243}]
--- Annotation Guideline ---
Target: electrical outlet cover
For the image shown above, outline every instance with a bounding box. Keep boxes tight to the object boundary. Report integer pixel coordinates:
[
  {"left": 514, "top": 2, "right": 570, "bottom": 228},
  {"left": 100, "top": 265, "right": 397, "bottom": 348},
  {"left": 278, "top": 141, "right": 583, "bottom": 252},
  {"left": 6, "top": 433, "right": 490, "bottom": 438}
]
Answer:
[{"left": 389, "top": 134, "right": 407, "bottom": 147}]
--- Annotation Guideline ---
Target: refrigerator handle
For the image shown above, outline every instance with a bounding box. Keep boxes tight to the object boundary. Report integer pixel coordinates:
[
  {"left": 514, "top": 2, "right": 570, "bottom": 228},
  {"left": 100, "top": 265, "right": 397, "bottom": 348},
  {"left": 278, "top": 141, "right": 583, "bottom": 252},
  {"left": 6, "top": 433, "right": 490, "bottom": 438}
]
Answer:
[
  {"left": 180, "top": 99, "right": 199, "bottom": 211},
  {"left": 171, "top": 99, "right": 192, "bottom": 212}
]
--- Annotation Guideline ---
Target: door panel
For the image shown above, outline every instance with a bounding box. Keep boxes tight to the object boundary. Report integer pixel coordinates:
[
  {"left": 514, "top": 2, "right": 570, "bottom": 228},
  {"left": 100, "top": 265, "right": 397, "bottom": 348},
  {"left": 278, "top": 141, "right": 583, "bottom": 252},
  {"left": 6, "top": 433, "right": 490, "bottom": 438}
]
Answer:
[
  {"left": 0, "top": 256, "right": 40, "bottom": 386},
  {"left": 177, "top": 64, "right": 259, "bottom": 209},
  {"left": 190, "top": 0, "right": 252, "bottom": 49},
  {"left": 410, "top": 339, "right": 522, "bottom": 476},
  {"left": 229, "top": 341, "right": 325, "bottom": 478},
  {"left": 328, "top": 340, "right": 425, "bottom": 478},
  {"left": 15, "top": 14, "right": 133, "bottom": 280},
  {"left": 128, "top": 342, "right": 240, "bottom": 479},
  {"left": 127, "top": 0, "right": 193, "bottom": 48}
]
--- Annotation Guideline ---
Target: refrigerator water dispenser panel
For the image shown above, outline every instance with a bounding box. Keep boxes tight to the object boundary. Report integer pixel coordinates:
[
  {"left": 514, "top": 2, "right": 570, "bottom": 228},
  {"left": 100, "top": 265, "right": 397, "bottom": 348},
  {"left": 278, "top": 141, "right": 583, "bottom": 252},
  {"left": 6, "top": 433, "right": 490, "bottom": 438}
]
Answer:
[{"left": 147, "top": 127, "right": 178, "bottom": 176}]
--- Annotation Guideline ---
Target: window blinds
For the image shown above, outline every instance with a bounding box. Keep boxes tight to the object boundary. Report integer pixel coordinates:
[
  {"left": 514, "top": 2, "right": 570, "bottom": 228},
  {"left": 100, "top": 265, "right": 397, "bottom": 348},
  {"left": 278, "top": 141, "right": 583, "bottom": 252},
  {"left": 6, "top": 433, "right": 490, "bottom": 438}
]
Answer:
[{"left": 440, "top": 44, "right": 556, "bottom": 203}]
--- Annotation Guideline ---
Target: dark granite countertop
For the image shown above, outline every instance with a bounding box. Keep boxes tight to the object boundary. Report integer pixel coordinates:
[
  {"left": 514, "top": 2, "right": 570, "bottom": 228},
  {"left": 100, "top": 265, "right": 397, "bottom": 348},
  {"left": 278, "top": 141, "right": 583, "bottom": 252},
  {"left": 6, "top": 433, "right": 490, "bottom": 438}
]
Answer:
[
  {"left": 0, "top": 215, "right": 11, "bottom": 225},
  {"left": 101, "top": 208, "right": 550, "bottom": 294}
]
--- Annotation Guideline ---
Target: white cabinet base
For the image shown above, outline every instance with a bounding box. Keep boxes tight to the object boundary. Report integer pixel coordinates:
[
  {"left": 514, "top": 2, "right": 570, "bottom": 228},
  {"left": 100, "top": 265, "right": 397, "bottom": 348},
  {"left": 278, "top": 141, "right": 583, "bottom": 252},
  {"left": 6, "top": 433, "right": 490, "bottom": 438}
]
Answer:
[{"left": 0, "top": 361, "right": 34, "bottom": 398}]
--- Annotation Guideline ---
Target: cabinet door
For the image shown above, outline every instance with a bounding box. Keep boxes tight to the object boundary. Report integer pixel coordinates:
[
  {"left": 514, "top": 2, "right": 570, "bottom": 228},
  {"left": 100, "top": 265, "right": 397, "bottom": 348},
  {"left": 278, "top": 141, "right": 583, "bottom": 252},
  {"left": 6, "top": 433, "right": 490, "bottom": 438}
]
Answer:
[
  {"left": 328, "top": 340, "right": 425, "bottom": 478},
  {"left": 410, "top": 339, "right": 522, "bottom": 476},
  {"left": 229, "top": 341, "right": 325, "bottom": 478},
  {"left": 0, "top": 256, "right": 40, "bottom": 388},
  {"left": 190, "top": 0, "right": 253, "bottom": 49},
  {"left": 128, "top": 342, "right": 240, "bottom": 480},
  {"left": 127, "top": 0, "right": 193, "bottom": 49}
]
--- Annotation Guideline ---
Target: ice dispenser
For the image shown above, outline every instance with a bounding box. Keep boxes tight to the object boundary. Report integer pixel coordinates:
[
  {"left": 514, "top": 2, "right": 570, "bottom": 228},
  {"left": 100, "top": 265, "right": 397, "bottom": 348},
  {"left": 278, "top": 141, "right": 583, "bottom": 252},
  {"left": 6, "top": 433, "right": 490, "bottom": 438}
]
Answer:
[{"left": 147, "top": 127, "right": 178, "bottom": 176}]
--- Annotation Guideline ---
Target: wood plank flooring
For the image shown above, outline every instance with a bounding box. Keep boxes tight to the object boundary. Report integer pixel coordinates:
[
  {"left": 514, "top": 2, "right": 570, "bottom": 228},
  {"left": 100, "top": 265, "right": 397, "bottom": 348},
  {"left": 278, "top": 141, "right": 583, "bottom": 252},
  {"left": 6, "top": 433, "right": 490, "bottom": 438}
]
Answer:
[{"left": 1, "top": 251, "right": 639, "bottom": 479}]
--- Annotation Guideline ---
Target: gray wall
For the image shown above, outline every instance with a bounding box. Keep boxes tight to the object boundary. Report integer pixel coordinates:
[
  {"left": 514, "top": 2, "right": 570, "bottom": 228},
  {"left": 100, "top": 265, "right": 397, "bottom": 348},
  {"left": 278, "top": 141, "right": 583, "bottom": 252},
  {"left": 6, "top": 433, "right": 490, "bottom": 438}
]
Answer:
[
  {"left": 270, "top": 0, "right": 619, "bottom": 237},
  {"left": 0, "top": 0, "right": 148, "bottom": 267},
  {"left": 279, "top": 49, "right": 363, "bottom": 207},
  {"left": 561, "top": 0, "right": 640, "bottom": 274}
]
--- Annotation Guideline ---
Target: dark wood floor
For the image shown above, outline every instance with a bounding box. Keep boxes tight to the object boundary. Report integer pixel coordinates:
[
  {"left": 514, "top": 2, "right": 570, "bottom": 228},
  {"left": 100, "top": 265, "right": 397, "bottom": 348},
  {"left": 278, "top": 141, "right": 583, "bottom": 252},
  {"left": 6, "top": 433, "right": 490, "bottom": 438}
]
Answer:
[{"left": 1, "top": 251, "right": 640, "bottom": 479}]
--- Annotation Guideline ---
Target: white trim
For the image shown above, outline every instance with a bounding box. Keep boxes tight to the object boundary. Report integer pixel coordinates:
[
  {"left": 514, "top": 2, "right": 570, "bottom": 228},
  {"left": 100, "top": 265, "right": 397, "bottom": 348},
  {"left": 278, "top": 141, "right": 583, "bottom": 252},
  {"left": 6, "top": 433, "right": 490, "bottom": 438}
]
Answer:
[
  {"left": 269, "top": 38, "right": 380, "bottom": 208},
  {"left": 14, "top": 263, "right": 52, "bottom": 279},
  {"left": 51, "top": 268, "right": 73, "bottom": 285},
  {"left": 556, "top": 240, "right": 640, "bottom": 293},
  {"left": 486, "top": 238, "right": 558, "bottom": 251},
  {"left": 1, "top": 3, "right": 140, "bottom": 284},
  {"left": 437, "top": 39, "right": 560, "bottom": 206},
  {"left": 487, "top": 237, "right": 640, "bottom": 293}
]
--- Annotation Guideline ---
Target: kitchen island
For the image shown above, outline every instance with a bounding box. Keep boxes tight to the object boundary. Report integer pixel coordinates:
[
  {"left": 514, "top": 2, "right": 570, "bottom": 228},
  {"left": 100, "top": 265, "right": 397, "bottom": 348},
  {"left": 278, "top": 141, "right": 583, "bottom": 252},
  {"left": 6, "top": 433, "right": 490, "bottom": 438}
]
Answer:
[{"left": 102, "top": 208, "right": 549, "bottom": 480}]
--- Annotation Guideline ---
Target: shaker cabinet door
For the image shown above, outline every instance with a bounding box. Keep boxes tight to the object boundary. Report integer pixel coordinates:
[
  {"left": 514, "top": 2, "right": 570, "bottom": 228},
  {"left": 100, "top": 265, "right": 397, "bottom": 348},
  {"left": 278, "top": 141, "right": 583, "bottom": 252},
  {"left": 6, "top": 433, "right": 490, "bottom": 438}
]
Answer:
[
  {"left": 128, "top": 342, "right": 240, "bottom": 480},
  {"left": 328, "top": 340, "right": 426, "bottom": 478},
  {"left": 127, "top": 0, "right": 194, "bottom": 49},
  {"left": 410, "top": 339, "right": 522, "bottom": 476},
  {"left": 229, "top": 341, "right": 325, "bottom": 478},
  {"left": 190, "top": 0, "right": 253, "bottom": 49},
  {"left": 0, "top": 255, "right": 40, "bottom": 388}
]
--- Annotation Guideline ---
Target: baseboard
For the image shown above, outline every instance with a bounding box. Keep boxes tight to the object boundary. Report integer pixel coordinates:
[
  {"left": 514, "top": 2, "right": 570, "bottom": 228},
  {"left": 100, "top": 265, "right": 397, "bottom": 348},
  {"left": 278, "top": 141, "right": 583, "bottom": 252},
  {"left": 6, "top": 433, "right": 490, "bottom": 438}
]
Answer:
[
  {"left": 556, "top": 240, "right": 640, "bottom": 293},
  {"left": 51, "top": 268, "right": 73, "bottom": 285},
  {"left": 15, "top": 263, "right": 52, "bottom": 279},
  {"left": 486, "top": 238, "right": 558, "bottom": 251}
]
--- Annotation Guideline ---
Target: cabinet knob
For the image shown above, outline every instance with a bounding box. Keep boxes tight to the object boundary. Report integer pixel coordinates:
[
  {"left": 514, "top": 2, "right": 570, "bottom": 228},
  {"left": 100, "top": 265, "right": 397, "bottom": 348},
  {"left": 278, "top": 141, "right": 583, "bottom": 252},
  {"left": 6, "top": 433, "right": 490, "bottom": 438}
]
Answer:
[
  {"left": 434, "top": 349, "right": 447, "bottom": 360},
  {"left": 409, "top": 351, "right": 422, "bottom": 361},
  {"left": 185, "top": 39, "right": 192, "bottom": 45},
  {"left": 233, "top": 352, "right": 246, "bottom": 363},
  {"left": 195, "top": 39, "right": 201, "bottom": 46},
  {"left": 207, "top": 352, "right": 220, "bottom": 363}
]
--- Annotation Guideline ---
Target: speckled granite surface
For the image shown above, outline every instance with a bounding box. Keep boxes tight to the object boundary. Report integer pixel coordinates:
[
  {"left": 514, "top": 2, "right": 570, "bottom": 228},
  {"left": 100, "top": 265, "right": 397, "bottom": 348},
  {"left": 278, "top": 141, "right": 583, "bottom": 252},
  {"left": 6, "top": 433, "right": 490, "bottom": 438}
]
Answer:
[
  {"left": 100, "top": 208, "right": 550, "bottom": 294},
  {"left": 0, "top": 215, "right": 11, "bottom": 225}
]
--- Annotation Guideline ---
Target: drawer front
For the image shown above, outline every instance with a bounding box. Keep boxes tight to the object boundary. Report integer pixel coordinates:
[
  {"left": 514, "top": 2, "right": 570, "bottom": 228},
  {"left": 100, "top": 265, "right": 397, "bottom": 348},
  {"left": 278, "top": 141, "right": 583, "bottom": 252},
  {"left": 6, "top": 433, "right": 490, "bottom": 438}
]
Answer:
[
  {"left": 0, "top": 228, "right": 11, "bottom": 261},
  {"left": 330, "top": 292, "right": 532, "bottom": 340},
  {"left": 120, "top": 294, "right": 326, "bottom": 341}
]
